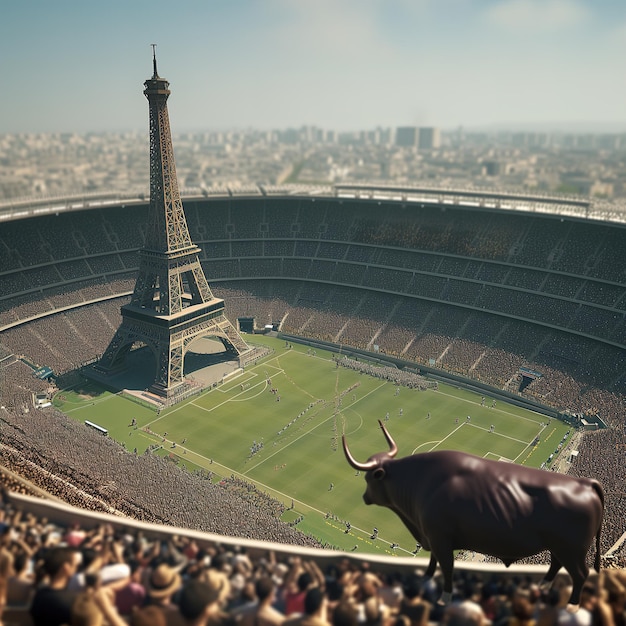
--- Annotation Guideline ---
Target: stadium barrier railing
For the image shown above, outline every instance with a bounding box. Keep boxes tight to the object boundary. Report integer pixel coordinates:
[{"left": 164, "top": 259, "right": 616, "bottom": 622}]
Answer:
[{"left": 5, "top": 489, "right": 551, "bottom": 581}]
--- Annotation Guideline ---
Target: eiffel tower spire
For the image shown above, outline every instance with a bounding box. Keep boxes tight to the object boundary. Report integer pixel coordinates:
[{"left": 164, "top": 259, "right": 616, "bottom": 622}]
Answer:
[
  {"left": 132, "top": 46, "right": 212, "bottom": 316},
  {"left": 95, "top": 50, "right": 250, "bottom": 400}
]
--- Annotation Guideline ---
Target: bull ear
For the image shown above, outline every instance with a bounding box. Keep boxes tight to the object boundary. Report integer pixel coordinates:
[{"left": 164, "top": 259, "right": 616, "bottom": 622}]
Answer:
[{"left": 372, "top": 467, "right": 386, "bottom": 480}]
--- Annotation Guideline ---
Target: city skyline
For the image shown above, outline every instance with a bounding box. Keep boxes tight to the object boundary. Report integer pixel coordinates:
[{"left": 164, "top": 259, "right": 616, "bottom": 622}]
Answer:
[{"left": 2, "top": 0, "right": 625, "bottom": 134}]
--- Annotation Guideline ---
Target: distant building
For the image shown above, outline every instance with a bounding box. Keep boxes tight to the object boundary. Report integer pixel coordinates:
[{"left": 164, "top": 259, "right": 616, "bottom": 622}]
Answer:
[
  {"left": 596, "top": 134, "right": 621, "bottom": 151},
  {"left": 512, "top": 132, "right": 527, "bottom": 148},
  {"left": 378, "top": 127, "right": 393, "bottom": 145},
  {"left": 418, "top": 127, "right": 441, "bottom": 150},
  {"left": 484, "top": 161, "right": 502, "bottom": 176},
  {"left": 313, "top": 128, "right": 325, "bottom": 143},
  {"left": 395, "top": 125, "right": 440, "bottom": 149},
  {"left": 280, "top": 128, "right": 300, "bottom": 144},
  {"left": 560, "top": 173, "right": 614, "bottom": 197},
  {"left": 395, "top": 126, "right": 418, "bottom": 147}
]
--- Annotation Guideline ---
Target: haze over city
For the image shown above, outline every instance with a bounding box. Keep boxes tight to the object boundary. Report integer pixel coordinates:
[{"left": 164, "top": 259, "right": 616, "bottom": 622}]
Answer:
[{"left": 2, "top": 0, "right": 625, "bottom": 134}]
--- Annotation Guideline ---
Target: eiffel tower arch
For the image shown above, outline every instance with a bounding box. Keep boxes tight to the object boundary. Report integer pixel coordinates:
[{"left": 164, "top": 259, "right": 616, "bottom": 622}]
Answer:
[{"left": 95, "top": 49, "right": 251, "bottom": 398}]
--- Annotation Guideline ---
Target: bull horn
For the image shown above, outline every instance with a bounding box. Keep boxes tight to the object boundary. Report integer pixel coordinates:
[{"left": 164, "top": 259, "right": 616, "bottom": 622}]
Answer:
[
  {"left": 378, "top": 420, "right": 398, "bottom": 458},
  {"left": 342, "top": 434, "right": 379, "bottom": 471}
]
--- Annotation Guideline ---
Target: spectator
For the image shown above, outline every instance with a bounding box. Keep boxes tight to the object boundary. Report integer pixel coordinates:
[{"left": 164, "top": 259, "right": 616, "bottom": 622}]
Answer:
[
  {"left": 504, "top": 587, "right": 536, "bottom": 626},
  {"left": 398, "top": 574, "right": 431, "bottom": 626},
  {"left": 0, "top": 544, "right": 9, "bottom": 617},
  {"left": 5, "top": 547, "right": 34, "bottom": 607},
  {"left": 442, "top": 581, "right": 488, "bottom": 626},
  {"left": 282, "top": 559, "right": 323, "bottom": 617},
  {"left": 145, "top": 562, "right": 183, "bottom": 626},
  {"left": 596, "top": 571, "right": 626, "bottom": 626},
  {"left": 71, "top": 586, "right": 127, "bottom": 626},
  {"left": 331, "top": 601, "right": 358, "bottom": 626},
  {"left": 130, "top": 605, "right": 168, "bottom": 626},
  {"left": 233, "top": 576, "right": 285, "bottom": 626},
  {"left": 284, "top": 587, "right": 328, "bottom": 626},
  {"left": 114, "top": 558, "right": 146, "bottom": 616},
  {"left": 179, "top": 578, "right": 234, "bottom": 626},
  {"left": 30, "top": 547, "right": 81, "bottom": 626}
]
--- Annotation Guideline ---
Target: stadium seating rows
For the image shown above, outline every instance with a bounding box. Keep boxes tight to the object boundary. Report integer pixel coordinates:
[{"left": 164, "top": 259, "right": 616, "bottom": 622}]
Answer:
[{"left": 1, "top": 199, "right": 625, "bottom": 343}]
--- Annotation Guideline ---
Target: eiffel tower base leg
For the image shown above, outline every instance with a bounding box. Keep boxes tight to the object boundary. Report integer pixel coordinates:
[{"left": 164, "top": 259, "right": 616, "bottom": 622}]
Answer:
[
  {"left": 148, "top": 341, "right": 185, "bottom": 398},
  {"left": 149, "top": 381, "right": 185, "bottom": 398},
  {"left": 92, "top": 327, "right": 136, "bottom": 379}
]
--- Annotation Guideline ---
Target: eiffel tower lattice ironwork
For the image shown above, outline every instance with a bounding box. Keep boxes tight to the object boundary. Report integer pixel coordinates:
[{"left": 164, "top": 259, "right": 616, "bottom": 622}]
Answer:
[{"left": 96, "top": 49, "right": 250, "bottom": 397}]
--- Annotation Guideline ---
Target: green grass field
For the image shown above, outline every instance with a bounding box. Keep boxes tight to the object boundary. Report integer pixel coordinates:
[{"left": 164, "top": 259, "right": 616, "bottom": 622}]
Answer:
[{"left": 53, "top": 335, "right": 570, "bottom": 557}]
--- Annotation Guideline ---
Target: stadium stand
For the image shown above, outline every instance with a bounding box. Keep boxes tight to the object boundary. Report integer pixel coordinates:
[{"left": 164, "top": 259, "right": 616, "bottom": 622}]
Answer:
[
  {"left": 1, "top": 475, "right": 626, "bottom": 626},
  {"left": 6, "top": 190, "right": 622, "bottom": 394},
  {"left": 1, "top": 190, "right": 626, "bottom": 612}
]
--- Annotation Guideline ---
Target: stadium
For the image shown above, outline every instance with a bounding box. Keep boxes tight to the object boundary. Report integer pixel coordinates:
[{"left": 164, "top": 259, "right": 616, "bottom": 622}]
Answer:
[
  {"left": 1, "top": 181, "right": 626, "bottom": 622},
  {"left": 2, "top": 55, "right": 626, "bottom": 612}
]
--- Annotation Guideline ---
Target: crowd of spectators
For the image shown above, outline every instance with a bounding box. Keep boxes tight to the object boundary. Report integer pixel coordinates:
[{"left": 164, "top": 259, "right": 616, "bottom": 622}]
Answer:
[
  {"left": 4, "top": 198, "right": 626, "bottom": 347},
  {"left": 567, "top": 429, "right": 626, "bottom": 560},
  {"left": 1, "top": 300, "right": 124, "bottom": 377},
  {"left": 336, "top": 359, "right": 436, "bottom": 392},
  {"left": 0, "top": 276, "right": 133, "bottom": 335},
  {"left": 0, "top": 406, "right": 320, "bottom": 550},
  {"left": 3, "top": 480, "right": 626, "bottom": 626},
  {"left": 0, "top": 360, "right": 50, "bottom": 415},
  {"left": 216, "top": 477, "right": 286, "bottom": 521}
]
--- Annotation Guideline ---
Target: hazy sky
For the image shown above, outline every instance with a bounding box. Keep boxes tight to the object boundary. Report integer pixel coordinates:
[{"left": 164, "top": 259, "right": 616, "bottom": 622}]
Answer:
[{"left": 2, "top": 0, "right": 625, "bottom": 133}]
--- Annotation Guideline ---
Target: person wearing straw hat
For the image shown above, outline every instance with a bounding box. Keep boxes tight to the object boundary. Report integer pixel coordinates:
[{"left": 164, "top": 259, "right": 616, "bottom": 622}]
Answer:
[{"left": 145, "top": 563, "right": 184, "bottom": 626}]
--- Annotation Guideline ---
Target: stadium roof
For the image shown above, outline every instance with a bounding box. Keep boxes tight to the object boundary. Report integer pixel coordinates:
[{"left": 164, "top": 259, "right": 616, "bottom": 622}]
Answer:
[{"left": 0, "top": 184, "right": 625, "bottom": 226}]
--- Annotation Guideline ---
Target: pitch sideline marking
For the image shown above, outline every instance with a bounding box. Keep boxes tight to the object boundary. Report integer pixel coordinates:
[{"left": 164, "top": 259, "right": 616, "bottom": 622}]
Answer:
[
  {"left": 464, "top": 422, "right": 528, "bottom": 445},
  {"left": 433, "top": 387, "right": 544, "bottom": 425}
]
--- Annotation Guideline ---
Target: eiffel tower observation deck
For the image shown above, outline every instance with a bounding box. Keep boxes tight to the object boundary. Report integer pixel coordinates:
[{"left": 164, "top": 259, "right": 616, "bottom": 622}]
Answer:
[{"left": 95, "top": 49, "right": 251, "bottom": 399}]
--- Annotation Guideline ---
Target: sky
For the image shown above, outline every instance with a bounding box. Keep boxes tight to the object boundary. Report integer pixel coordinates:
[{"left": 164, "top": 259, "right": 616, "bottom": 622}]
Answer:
[{"left": 1, "top": 0, "right": 625, "bottom": 134}]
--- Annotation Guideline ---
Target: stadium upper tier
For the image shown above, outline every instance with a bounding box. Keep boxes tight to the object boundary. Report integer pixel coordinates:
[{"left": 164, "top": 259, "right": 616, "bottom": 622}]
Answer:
[{"left": 1, "top": 186, "right": 625, "bottom": 406}]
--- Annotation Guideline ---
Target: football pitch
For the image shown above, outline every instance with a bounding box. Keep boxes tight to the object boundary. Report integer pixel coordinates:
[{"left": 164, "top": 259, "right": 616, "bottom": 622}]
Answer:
[{"left": 54, "top": 335, "right": 570, "bottom": 556}]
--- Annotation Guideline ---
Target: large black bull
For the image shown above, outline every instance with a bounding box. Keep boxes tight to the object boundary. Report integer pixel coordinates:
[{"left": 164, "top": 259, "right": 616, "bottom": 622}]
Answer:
[{"left": 343, "top": 421, "right": 604, "bottom": 605}]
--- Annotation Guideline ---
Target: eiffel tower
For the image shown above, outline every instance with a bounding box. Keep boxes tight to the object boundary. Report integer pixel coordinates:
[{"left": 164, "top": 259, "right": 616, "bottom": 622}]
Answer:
[{"left": 96, "top": 48, "right": 250, "bottom": 398}]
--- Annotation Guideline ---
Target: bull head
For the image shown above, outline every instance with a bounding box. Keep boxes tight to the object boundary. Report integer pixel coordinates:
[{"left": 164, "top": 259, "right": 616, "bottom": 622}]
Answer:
[{"left": 342, "top": 419, "right": 398, "bottom": 479}]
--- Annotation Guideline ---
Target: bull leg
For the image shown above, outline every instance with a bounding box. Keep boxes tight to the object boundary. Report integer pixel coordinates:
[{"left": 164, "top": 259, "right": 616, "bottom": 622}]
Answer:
[
  {"left": 429, "top": 542, "right": 454, "bottom": 605},
  {"left": 558, "top": 554, "right": 589, "bottom": 607},
  {"left": 424, "top": 553, "right": 438, "bottom": 579},
  {"left": 540, "top": 553, "right": 562, "bottom": 590}
]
